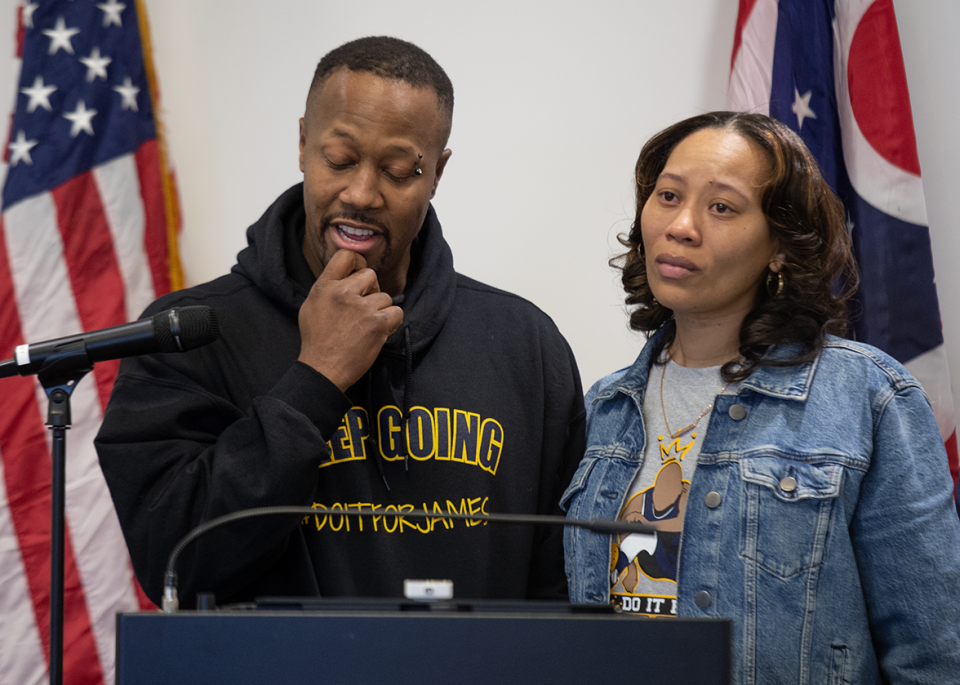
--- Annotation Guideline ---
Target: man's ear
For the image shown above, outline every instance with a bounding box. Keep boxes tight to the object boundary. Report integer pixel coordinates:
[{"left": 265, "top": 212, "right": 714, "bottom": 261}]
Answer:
[
  {"left": 430, "top": 148, "right": 453, "bottom": 199},
  {"left": 298, "top": 117, "right": 306, "bottom": 173}
]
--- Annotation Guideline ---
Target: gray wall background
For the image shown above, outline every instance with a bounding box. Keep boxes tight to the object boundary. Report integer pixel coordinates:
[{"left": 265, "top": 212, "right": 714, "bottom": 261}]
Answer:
[{"left": 1, "top": 0, "right": 957, "bottom": 401}]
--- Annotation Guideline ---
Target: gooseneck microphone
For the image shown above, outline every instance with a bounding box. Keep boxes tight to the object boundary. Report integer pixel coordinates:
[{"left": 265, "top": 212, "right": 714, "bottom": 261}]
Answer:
[
  {"left": 0, "top": 305, "right": 220, "bottom": 379},
  {"left": 161, "top": 506, "right": 656, "bottom": 612}
]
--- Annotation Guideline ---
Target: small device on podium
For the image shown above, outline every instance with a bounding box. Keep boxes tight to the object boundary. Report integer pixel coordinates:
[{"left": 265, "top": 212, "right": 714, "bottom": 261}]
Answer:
[{"left": 403, "top": 578, "right": 454, "bottom": 601}]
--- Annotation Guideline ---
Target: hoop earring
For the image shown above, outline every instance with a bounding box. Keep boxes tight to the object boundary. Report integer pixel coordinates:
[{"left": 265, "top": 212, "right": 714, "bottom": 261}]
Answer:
[{"left": 766, "top": 270, "right": 784, "bottom": 298}]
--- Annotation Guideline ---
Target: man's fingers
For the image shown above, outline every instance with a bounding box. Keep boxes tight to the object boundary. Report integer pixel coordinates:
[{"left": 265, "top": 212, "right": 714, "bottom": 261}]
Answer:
[
  {"left": 352, "top": 268, "right": 382, "bottom": 295},
  {"left": 364, "top": 291, "right": 394, "bottom": 311},
  {"left": 363, "top": 294, "right": 403, "bottom": 333},
  {"left": 315, "top": 250, "right": 383, "bottom": 295},
  {"left": 380, "top": 303, "right": 404, "bottom": 335},
  {"left": 318, "top": 249, "right": 368, "bottom": 282}
]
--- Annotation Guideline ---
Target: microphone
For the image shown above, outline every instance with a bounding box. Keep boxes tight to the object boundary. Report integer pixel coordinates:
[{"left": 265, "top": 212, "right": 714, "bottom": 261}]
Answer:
[
  {"left": 161, "top": 506, "right": 656, "bottom": 612},
  {"left": 0, "top": 305, "right": 220, "bottom": 379}
]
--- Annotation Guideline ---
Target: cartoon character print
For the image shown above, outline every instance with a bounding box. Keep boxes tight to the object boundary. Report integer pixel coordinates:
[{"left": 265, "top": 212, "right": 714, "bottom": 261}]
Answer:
[{"left": 611, "top": 435, "right": 693, "bottom": 592}]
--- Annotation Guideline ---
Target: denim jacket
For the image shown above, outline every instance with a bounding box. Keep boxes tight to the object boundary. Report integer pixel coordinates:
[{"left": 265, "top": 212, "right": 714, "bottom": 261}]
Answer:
[{"left": 562, "top": 326, "right": 960, "bottom": 684}]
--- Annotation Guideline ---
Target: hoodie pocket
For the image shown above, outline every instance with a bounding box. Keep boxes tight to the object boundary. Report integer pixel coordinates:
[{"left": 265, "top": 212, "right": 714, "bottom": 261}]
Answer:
[{"left": 738, "top": 455, "right": 844, "bottom": 579}]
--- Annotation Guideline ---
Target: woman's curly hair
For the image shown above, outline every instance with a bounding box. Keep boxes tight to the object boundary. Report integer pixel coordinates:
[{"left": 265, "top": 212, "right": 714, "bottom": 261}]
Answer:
[{"left": 617, "top": 111, "right": 859, "bottom": 382}]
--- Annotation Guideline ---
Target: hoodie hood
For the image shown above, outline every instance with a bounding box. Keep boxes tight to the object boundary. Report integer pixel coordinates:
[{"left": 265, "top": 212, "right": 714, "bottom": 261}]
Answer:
[
  {"left": 232, "top": 183, "right": 312, "bottom": 315},
  {"left": 232, "top": 183, "right": 457, "bottom": 356}
]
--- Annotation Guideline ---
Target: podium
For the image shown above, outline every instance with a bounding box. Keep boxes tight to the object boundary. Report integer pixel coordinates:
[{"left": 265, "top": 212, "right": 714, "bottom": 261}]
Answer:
[{"left": 116, "top": 600, "right": 731, "bottom": 684}]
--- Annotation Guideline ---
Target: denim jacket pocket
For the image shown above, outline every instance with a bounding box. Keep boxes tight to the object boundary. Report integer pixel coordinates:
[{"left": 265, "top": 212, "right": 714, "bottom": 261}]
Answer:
[{"left": 738, "top": 454, "right": 844, "bottom": 579}]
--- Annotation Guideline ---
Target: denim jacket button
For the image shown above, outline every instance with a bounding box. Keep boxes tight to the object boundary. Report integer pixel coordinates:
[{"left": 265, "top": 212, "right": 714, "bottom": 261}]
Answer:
[
  {"left": 728, "top": 404, "right": 747, "bottom": 420},
  {"left": 694, "top": 590, "right": 713, "bottom": 608},
  {"left": 779, "top": 476, "right": 798, "bottom": 492},
  {"left": 704, "top": 491, "right": 722, "bottom": 508}
]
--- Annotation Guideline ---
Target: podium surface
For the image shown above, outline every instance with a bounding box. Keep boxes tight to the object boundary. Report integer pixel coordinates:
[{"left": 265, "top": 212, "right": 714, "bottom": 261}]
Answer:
[{"left": 116, "top": 601, "right": 731, "bottom": 684}]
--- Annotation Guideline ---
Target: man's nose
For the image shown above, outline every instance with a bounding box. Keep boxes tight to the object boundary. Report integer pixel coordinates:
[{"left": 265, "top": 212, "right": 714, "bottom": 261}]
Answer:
[{"left": 339, "top": 165, "right": 384, "bottom": 210}]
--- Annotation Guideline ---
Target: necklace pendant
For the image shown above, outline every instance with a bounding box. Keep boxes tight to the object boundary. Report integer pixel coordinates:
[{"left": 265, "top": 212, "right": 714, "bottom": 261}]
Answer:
[{"left": 659, "top": 361, "right": 730, "bottom": 441}]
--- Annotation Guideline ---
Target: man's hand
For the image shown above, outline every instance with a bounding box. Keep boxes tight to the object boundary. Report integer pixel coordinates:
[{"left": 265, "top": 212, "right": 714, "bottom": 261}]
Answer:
[{"left": 298, "top": 250, "right": 403, "bottom": 391}]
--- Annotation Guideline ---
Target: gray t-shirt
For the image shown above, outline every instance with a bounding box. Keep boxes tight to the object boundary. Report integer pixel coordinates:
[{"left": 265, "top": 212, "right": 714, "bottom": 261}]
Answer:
[{"left": 610, "top": 359, "right": 736, "bottom": 616}]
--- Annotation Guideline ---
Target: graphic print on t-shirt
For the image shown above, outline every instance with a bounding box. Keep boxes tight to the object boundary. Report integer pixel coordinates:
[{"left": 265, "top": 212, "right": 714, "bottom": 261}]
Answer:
[{"left": 610, "top": 433, "right": 694, "bottom": 617}]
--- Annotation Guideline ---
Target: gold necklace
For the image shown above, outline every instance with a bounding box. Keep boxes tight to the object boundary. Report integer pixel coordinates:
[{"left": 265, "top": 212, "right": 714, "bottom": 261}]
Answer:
[{"left": 659, "top": 360, "right": 731, "bottom": 439}]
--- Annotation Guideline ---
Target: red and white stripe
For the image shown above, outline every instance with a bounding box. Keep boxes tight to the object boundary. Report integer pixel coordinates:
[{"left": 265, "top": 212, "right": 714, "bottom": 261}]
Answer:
[
  {"left": 728, "top": 0, "right": 959, "bottom": 486},
  {"left": 0, "top": 146, "right": 170, "bottom": 684},
  {"left": 728, "top": 0, "right": 778, "bottom": 116},
  {"left": 0, "top": 3, "right": 177, "bottom": 683}
]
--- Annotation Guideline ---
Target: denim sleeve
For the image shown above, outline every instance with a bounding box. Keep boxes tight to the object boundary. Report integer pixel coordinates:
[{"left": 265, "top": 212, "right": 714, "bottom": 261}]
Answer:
[{"left": 851, "top": 383, "right": 960, "bottom": 683}]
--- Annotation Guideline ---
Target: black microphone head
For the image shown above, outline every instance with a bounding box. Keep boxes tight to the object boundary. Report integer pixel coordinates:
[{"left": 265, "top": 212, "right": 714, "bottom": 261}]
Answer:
[{"left": 152, "top": 306, "right": 220, "bottom": 353}]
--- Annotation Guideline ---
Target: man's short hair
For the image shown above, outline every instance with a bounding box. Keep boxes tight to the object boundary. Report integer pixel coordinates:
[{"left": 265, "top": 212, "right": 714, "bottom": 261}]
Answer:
[{"left": 309, "top": 36, "right": 454, "bottom": 123}]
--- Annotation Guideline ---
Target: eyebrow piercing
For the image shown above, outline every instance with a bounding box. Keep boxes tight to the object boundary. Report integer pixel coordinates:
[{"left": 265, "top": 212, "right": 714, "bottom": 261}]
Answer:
[{"left": 415, "top": 153, "right": 423, "bottom": 175}]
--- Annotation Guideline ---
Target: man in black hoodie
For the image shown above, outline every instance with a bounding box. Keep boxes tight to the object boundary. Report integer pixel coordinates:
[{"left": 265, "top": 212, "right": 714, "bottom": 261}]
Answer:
[{"left": 95, "top": 36, "right": 585, "bottom": 608}]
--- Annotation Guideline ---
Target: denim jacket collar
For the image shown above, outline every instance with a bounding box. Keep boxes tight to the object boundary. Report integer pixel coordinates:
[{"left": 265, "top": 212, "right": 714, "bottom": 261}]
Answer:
[{"left": 594, "top": 323, "right": 819, "bottom": 406}]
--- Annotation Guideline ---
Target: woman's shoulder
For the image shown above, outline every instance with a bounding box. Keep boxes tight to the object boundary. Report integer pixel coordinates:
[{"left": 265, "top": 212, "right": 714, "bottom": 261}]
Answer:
[
  {"left": 585, "top": 330, "right": 663, "bottom": 402},
  {"left": 818, "top": 335, "right": 919, "bottom": 391},
  {"left": 585, "top": 367, "right": 633, "bottom": 405}
]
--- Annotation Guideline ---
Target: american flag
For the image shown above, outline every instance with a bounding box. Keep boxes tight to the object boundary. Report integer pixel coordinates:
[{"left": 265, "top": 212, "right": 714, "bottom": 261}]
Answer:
[
  {"left": 0, "top": 0, "right": 181, "bottom": 682},
  {"left": 728, "top": 0, "right": 959, "bottom": 492}
]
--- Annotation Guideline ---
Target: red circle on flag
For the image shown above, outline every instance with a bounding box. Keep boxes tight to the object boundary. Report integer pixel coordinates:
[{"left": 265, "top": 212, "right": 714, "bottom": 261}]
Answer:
[{"left": 847, "top": 0, "right": 921, "bottom": 176}]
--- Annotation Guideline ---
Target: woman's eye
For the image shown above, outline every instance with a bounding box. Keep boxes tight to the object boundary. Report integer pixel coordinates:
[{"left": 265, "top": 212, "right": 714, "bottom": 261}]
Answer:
[
  {"left": 713, "top": 202, "right": 733, "bottom": 214},
  {"left": 659, "top": 191, "right": 678, "bottom": 202}
]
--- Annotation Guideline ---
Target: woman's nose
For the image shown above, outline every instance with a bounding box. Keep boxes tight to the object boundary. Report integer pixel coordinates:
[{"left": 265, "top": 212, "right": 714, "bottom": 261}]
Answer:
[{"left": 665, "top": 208, "right": 700, "bottom": 244}]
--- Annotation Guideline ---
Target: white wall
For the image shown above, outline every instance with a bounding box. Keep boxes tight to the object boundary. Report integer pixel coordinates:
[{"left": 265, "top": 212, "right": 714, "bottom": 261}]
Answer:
[
  {"left": 2, "top": 0, "right": 958, "bottom": 401},
  {"left": 137, "top": 0, "right": 739, "bottom": 391}
]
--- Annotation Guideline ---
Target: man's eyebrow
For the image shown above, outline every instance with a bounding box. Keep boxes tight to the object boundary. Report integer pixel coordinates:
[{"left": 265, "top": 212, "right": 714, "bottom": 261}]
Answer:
[{"left": 325, "top": 130, "right": 415, "bottom": 156}]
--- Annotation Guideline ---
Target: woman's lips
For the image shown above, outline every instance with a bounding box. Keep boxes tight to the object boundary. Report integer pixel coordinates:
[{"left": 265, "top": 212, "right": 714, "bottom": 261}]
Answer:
[{"left": 655, "top": 253, "right": 699, "bottom": 279}]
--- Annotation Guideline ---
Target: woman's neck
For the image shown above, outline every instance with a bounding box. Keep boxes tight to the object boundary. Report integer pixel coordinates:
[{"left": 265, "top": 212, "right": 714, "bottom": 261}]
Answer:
[{"left": 669, "top": 313, "right": 743, "bottom": 368}]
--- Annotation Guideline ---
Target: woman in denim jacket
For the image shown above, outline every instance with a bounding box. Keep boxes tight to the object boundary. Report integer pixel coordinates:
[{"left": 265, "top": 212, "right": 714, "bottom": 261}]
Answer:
[{"left": 562, "top": 112, "right": 960, "bottom": 684}]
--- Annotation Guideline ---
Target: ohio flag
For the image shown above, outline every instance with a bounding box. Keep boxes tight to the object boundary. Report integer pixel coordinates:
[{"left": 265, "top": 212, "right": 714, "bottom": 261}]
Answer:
[
  {"left": 729, "top": 0, "right": 959, "bottom": 497},
  {"left": 0, "top": 1, "right": 181, "bottom": 683}
]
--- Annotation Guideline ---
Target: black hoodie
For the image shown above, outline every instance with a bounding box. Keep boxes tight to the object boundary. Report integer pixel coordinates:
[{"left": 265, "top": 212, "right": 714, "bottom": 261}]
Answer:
[{"left": 96, "top": 184, "right": 586, "bottom": 607}]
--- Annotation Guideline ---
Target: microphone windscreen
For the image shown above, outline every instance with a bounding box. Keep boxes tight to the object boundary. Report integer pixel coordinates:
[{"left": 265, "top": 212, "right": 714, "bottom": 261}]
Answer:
[{"left": 153, "top": 306, "right": 220, "bottom": 353}]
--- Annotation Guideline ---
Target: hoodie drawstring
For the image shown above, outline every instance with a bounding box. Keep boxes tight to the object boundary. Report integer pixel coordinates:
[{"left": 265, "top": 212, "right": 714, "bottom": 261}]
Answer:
[
  {"left": 366, "top": 370, "right": 391, "bottom": 492},
  {"left": 368, "top": 326, "right": 415, "bottom": 489},
  {"left": 402, "top": 327, "right": 413, "bottom": 472}
]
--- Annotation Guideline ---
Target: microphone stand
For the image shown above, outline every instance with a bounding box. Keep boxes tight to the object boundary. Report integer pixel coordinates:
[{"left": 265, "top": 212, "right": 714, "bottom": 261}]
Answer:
[
  {"left": 36, "top": 341, "right": 93, "bottom": 685},
  {"left": 0, "top": 308, "right": 219, "bottom": 683}
]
